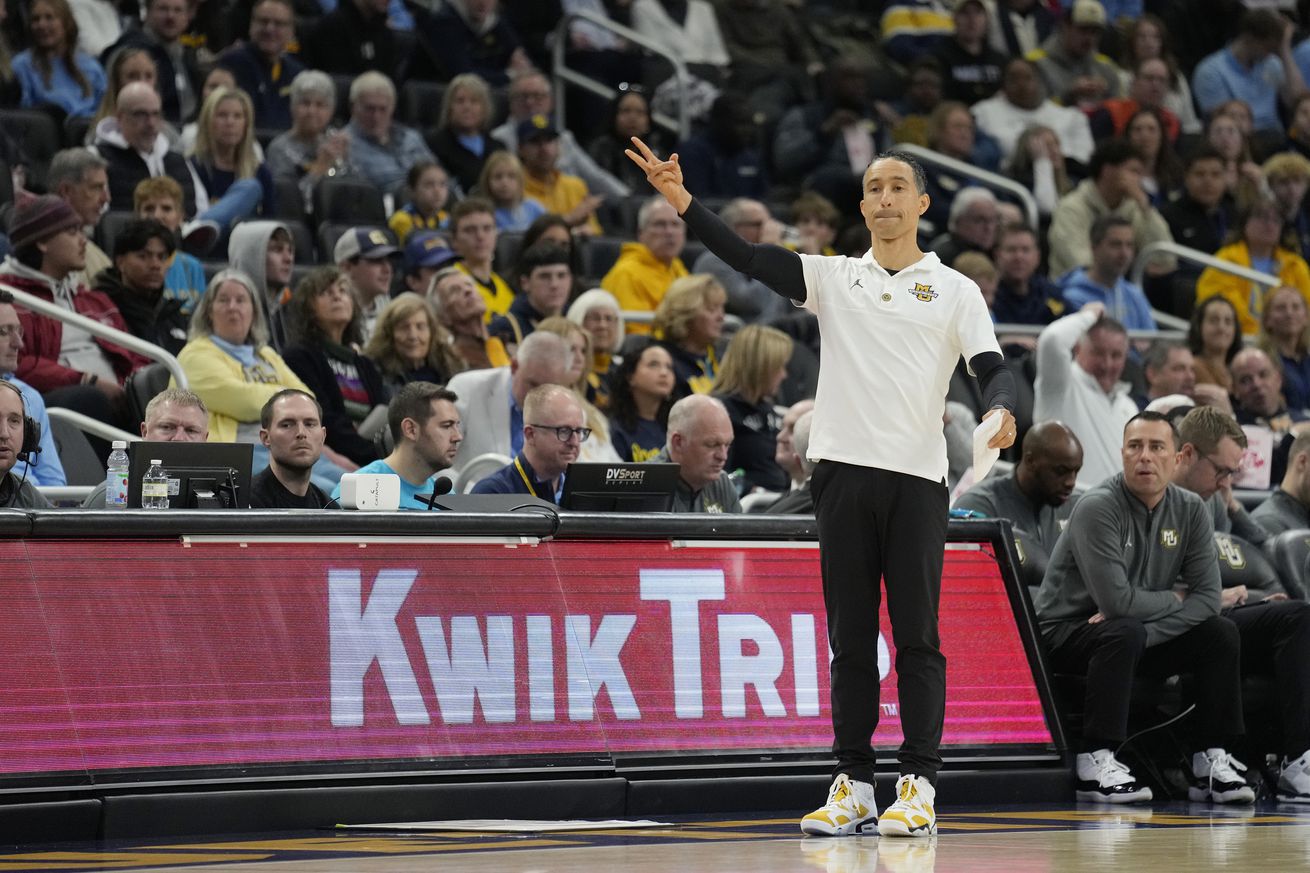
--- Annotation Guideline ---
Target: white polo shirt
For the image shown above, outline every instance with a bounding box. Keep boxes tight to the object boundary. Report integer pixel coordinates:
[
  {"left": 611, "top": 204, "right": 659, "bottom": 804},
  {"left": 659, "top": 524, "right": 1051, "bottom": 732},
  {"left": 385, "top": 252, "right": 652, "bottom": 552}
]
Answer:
[{"left": 799, "top": 250, "right": 1001, "bottom": 484}]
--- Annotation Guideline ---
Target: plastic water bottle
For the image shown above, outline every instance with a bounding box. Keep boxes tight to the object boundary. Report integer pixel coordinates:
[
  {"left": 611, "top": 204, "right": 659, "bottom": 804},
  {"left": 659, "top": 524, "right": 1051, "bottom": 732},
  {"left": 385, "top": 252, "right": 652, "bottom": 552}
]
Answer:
[
  {"left": 104, "top": 440, "right": 129, "bottom": 509},
  {"left": 141, "top": 459, "right": 169, "bottom": 510}
]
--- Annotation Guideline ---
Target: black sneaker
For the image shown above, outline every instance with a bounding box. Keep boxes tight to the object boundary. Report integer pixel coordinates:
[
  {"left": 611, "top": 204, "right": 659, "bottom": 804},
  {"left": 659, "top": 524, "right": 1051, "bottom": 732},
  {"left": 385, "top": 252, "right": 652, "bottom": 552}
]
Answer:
[{"left": 1075, "top": 749, "right": 1153, "bottom": 803}]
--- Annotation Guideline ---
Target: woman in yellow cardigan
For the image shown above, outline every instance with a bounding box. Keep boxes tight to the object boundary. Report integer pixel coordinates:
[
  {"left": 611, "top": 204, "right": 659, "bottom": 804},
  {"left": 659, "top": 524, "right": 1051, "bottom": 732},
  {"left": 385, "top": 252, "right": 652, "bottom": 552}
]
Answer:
[
  {"left": 1195, "top": 198, "right": 1310, "bottom": 335},
  {"left": 175, "top": 269, "right": 350, "bottom": 490}
]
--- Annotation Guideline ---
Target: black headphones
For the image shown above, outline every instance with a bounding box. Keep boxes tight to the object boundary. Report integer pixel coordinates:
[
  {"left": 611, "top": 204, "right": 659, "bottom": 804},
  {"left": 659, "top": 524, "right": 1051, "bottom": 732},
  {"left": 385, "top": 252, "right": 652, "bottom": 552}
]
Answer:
[{"left": 0, "top": 380, "right": 41, "bottom": 463}]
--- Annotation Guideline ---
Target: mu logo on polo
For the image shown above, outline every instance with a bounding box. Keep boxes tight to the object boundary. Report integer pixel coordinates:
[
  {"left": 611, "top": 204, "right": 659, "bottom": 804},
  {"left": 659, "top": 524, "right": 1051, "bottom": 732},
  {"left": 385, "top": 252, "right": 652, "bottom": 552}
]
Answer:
[{"left": 909, "top": 283, "right": 938, "bottom": 302}]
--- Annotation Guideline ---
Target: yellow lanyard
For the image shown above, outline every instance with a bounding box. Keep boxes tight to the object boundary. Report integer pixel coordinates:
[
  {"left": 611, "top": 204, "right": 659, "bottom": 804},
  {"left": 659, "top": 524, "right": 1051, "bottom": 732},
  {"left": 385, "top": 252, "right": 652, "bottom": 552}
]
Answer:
[{"left": 514, "top": 456, "right": 544, "bottom": 499}]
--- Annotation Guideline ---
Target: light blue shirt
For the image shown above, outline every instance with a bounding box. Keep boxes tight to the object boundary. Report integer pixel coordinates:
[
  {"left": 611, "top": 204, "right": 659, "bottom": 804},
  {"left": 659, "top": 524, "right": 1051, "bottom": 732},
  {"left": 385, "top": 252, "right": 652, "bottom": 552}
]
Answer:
[
  {"left": 164, "top": 252, "right": 206, "bottom": 315},
  {"left": 1192, "top": 47, "right": 1285, "bottom": 132},
  {"left": 12, "top": 49, "right": 106, "bottom": 119},
  {"left": 1057, "top": 268, "right": 1156, "bottom": 332},
  {"left": 330, "top": 459, "right": 439, "bottom": 510},
  {"left": 346, "top": 120, "right": 437, "bottom": 196},
  {"left": 509, "top": 393, "right": 524, "bottom": 457},
  {"left": 3, "top": 374, "right": 66, "bottom": 486}
]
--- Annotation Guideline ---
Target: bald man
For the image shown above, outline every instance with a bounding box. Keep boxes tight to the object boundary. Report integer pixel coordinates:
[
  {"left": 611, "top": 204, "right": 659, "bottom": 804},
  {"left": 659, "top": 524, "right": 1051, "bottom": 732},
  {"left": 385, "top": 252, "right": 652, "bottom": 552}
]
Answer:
[
  {"left": 654, "top": 394, "right": 742, "bottom": 514},
  {"left": 93, "top": 81, "right": 197, "bottom": 215},
  {"left": 955, "top": 421, "right": 1084, "bottom": 556},
  {"left": 775, "top": 398, "right": 816, "bottom": 491}
]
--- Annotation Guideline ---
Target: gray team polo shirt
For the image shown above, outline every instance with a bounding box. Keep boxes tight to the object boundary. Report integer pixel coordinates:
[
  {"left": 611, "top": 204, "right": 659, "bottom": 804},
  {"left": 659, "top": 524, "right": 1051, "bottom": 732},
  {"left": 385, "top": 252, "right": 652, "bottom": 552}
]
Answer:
[
  {"left": 954, "top": 473, "right": 1079, "bottom": 555},
  {"left": 1034, "top": 473, "right": 1221, "bottom": 648}
]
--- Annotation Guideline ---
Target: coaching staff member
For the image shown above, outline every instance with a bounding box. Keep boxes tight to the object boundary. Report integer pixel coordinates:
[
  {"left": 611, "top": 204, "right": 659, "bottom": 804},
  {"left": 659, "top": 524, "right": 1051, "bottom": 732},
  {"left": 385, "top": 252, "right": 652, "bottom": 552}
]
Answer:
[{"left": 627, "top": 139, "right": 1017, "bottom": 838}]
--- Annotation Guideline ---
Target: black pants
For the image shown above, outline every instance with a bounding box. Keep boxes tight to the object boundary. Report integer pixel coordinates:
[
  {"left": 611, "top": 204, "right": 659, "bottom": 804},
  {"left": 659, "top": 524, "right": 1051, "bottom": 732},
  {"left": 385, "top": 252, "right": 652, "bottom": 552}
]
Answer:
[
  {"left": 1229, "top": 599, "right": 1310, "bottom": 758},
  {"left": 1043, "top": 614, "right": 1245, "bottom": 749},
  {"left": 811, "top": 460, "right": 949, "bottom": 786}
]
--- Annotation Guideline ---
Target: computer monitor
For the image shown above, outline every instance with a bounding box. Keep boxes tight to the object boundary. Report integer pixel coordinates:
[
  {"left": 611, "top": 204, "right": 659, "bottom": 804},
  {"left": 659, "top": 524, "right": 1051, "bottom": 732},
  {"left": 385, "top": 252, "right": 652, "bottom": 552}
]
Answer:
[
  {"left": 127, "top": 441, "right": 254, "bottom": 509},
  {"left": 560, "top": 462, "right": 679, "bottom": 512}
]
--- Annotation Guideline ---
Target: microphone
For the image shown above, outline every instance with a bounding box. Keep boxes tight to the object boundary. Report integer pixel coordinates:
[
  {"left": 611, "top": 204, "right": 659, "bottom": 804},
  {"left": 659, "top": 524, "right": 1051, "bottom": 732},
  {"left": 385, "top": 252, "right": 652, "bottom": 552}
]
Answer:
[{"left": 422, "top": 475, "right": 455, "bottom": 511}]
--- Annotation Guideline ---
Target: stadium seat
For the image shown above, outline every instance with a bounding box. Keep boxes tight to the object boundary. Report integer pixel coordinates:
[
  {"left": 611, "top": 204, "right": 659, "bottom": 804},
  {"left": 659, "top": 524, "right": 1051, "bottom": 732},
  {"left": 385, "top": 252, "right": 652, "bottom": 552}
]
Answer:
[
  {"left": 454, "top": 452, "right": 513, "bottom": 491},
  {"left": 1267, "top": 529, "right": 1310, "bottom": 600},
  {"left": 329, "top": 74, "right": 353, "bottom": 125},
  {"left": 63, "top": 115, "right": 91, "bottom": 149},
  {"left": 94, "top": 211, "right": 139, "bottom": 258},
  {"left": 271, "top": 176, "right": 305, "bottom": 221},
  {"left": 284, "top": 219, "right": 316, "bottom": 265},
  {"left": 0, "top": 157, "right": 12, "bottom": 208},
  {"left": 494, "top": 231, "right": 523, "bottom": 273},
  {"left": 49, "top": 415, "right": 105, "bottom": 485},
  {"left": 0, "top": 108, "right": 62, "bottom": 191},
  {"left": 681, "top": 240, "right": 707, "bottom": 267},
  {"left": 313, "top": 176, "right": 386, "bottom": 224},
  {"left": 400, "top": 80, "right": 447, "bottom": 128},
  {"left": 581, "top": 236, "right": 624, "bottom": 278},
  {"left": 125, "top": 362, "right": 173, "bottom": 430}
]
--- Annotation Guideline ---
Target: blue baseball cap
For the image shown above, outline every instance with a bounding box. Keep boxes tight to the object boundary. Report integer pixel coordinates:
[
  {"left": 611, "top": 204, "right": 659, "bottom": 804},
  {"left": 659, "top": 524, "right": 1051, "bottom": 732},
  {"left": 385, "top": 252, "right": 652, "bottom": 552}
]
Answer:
[{"left": 403, "top": 231, "right": 460, "bottom": 273}]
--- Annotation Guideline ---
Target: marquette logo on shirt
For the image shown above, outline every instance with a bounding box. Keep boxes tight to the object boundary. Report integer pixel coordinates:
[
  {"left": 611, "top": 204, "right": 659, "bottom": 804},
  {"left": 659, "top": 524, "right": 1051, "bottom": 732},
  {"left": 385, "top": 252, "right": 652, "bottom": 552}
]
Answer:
[
  {"left": 1216, "top": 534, "right": 1246, "bottom": 569},
  {"left": 909, "top": 283, "right": 938, "bottom": 302},
  {"left": 1160, "top": 528, "right": 1179, "bottom": 549}
]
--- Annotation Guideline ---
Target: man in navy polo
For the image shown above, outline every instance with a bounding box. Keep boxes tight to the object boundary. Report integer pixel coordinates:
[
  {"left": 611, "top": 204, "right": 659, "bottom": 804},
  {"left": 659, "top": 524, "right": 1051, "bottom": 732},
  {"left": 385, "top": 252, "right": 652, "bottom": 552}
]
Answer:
[{"left": 473, "top": 385, "right": 585, "bottom": 503}]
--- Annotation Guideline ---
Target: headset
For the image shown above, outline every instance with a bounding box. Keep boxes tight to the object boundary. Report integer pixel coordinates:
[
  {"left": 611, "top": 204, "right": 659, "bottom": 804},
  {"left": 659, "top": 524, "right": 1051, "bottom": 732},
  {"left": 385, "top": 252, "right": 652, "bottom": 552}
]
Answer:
[{"left": 0, "top": 379, "right": 41, "bottom": 464}]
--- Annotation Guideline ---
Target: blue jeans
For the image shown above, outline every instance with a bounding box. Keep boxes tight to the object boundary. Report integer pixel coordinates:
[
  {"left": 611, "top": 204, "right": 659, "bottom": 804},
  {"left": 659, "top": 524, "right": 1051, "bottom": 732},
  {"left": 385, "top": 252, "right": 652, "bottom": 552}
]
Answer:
[{"left": 199, "top": 178, "right": 263, "bottom": 232}]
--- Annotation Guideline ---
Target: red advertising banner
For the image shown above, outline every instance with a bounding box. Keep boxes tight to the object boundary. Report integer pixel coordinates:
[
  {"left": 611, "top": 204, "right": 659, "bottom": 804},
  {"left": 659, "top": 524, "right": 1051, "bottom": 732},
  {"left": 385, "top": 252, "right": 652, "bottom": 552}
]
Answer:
[{"left": 0, "top": 537, "right": 1051, "bottom": 777}]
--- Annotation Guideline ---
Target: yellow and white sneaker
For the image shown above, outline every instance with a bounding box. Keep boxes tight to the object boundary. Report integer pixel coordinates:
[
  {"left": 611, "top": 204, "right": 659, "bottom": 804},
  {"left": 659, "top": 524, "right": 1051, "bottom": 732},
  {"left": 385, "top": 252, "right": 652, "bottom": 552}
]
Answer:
[
  {"left": 877, "top": 774, "right": 937, "bottom": 837},
  {"left": 800, "top": 773, "right": 878, "bottom": 836}
]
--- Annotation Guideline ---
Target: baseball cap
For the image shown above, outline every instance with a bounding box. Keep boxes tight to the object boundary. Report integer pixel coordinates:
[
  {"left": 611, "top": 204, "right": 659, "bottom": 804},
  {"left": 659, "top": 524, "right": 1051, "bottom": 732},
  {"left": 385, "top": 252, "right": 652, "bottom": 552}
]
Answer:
[
  {"left": 517, "top": 114, "right": 559, "bottom": 144},
  {"left": 403, "top": 231, "right": 461, "bottom": 273},
  {"left": 333, "top": 227, "right": 399, "bottom": 263},
  {"left": 1070, "top": 0, "right": 1107, "bottom": 28}
]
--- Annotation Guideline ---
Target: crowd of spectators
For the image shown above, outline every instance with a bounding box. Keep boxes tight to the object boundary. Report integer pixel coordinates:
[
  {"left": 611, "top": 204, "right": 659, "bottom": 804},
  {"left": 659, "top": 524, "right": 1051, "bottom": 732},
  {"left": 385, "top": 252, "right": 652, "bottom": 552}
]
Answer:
[
  {"left": 5, "top": 0, "right": 1310, "bottom": 807},
  {"left": 5, "top": 0, "right": 1310, "bottom": 507}
]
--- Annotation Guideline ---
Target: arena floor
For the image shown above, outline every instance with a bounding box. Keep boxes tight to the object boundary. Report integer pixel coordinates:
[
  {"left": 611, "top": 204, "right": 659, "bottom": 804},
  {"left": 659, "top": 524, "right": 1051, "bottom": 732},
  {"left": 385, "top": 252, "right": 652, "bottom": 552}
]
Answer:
[{"left": 2, "top": 803, "right": 1307, "bottom": 872}]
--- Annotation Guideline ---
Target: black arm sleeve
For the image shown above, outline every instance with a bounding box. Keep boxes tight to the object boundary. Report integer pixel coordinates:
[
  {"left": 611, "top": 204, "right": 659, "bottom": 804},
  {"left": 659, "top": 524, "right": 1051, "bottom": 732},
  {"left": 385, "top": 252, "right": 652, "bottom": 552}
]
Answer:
[
  {"left": 970, "top": 351, "right": 1016, "bottom": 413},
  {"left": 680, "top": 198, "right": 808, "bottom": 302}
]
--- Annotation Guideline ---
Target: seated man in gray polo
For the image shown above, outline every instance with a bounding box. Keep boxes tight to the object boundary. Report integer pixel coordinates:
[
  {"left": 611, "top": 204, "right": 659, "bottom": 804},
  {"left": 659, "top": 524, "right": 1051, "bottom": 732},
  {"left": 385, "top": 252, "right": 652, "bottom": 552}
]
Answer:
[
  {"left": 652, "top": 394, "right": 741, "bottom": 514},
  {"left": 954, "top": 420, "right": 1083, "bottom": 565},
  {"left": 1253, "top": 430, "right": 1310, "bottom": 535}
]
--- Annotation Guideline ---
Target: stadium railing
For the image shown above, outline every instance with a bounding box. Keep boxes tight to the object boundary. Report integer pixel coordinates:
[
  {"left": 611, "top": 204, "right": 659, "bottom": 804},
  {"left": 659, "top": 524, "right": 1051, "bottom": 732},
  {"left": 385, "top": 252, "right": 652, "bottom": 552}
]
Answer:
[
  {"left": 894, "top": 143, "right": 1040, "bottom": 229},
  {"left": 552, "top": 9, "right": 692, "bottom": 142}
]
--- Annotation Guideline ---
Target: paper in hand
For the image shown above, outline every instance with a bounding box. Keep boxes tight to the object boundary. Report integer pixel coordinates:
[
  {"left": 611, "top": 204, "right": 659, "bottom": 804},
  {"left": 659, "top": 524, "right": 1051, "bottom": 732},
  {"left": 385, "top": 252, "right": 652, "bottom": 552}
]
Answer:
[{"left": 973, "top": 412, "right": 1004, "bottom": 483}]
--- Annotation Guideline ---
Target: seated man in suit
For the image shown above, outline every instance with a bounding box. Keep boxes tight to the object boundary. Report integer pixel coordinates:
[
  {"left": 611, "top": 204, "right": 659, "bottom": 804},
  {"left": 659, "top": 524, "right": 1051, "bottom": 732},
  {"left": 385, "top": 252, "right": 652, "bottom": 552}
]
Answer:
[
  {"left": 445, "top": 331, "right": 572, "bottom": 471},
  {"left": 472, "top": 385, "right": 585, "bottom": 503}
]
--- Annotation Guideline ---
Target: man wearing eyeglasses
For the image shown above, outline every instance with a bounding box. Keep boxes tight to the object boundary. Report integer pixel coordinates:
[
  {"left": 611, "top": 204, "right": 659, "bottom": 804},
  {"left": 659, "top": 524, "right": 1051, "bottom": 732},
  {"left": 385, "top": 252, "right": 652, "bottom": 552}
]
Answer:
[
  {"left": 1169, "top": 406, "right": 1310, "bottom": 805},
  {"left": 472, "top": 385, "right": 584, "bottom": 503},
  {"left": 93, "top": 82, "right": 197, "bottom": 216},
  {"left": 1171, "top": 405, "right": 1274, "bottom": 548},
  {"left": 0, "top": 292, "right": 64, "bottom": 487}
]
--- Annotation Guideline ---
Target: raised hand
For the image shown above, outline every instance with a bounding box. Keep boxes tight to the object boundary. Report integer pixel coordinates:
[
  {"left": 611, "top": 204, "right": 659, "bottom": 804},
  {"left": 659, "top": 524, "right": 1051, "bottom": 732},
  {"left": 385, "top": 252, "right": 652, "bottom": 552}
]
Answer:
[{"left": 625, "top": 136, "right": 692, "bottom": 214}]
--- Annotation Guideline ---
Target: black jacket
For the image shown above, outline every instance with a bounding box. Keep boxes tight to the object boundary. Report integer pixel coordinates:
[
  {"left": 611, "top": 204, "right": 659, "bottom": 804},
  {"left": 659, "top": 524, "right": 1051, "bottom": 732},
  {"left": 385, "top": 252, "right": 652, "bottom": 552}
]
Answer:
[
  {"left": 718, "top": 392, "right": 788, "bottom": 492},
  {"left": 101, "top": 27, "right": 202, "bottom": 124},
  {"left": 425, "top": 126, "right": 508, "bottom": 194},
  {"left": 92, "top": 268, "right": 190, "bottom": 356},
  {"left": 301, "top": 0, "right": 403, "bottom": 80},
  {"left": 1160, "top": 193, "right": 1234, "bottom": 259},
  {"left": 281, "top": 341, "right": 387, "bottom": 466},
  {"left": 97, "top": 140, "right": 197, "bottom": 217}
]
